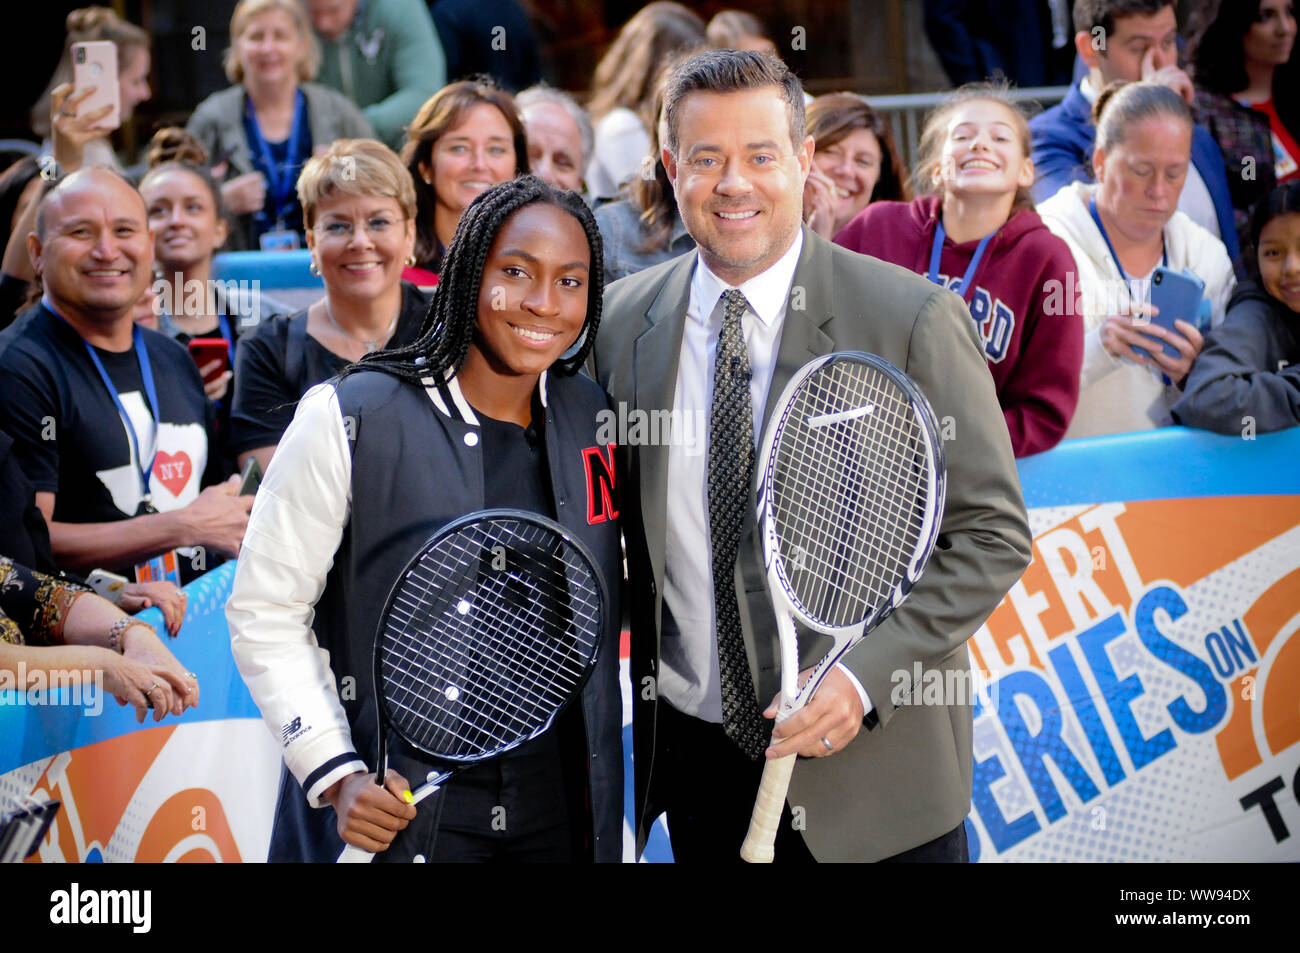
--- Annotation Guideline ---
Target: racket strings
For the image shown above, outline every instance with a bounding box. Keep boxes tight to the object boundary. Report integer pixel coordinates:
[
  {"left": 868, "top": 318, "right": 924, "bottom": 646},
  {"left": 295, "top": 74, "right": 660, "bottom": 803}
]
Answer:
[
  {"left": 800, "top": 368, "right": 925, "bottom": 615},
  {"left": 772, "top": 362, "right": 929, "bottom": 628},
  {"left": 844, "top": 371, "right": 926, "bottom": 580},
  {"left": 390, "top": 553, "right": 598, "bottom": 733},
  {"left": 427, "top": 530, "right": 599, "bottom": 686},
  {"left": 384, "top": 576, "right": 585, "bottom": 750},
  {"left": 379, "top": 520, "right": 601, "bottom": 759},
  {"left": 384, "top": 565, "right": 596, "bottom": 753},
  {"left": 807, "top": 369, "right": 925, "bottom": 616},
  {"left": 388, "top": 544, "right": 594, "bottom": 718}
]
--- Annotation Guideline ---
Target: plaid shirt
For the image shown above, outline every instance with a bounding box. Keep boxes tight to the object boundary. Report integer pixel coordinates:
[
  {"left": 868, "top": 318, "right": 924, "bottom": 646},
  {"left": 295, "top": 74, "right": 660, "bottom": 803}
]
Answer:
[{"left": 1193, "top": 88, "right": 1277, "bottom": 249}]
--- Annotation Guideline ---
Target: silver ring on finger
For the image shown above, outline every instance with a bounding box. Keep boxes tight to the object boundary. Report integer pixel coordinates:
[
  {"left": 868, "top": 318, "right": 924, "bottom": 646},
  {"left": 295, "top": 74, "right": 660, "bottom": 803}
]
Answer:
[{"left": 821, "top": 736, "right": 834, "bottom": 752}]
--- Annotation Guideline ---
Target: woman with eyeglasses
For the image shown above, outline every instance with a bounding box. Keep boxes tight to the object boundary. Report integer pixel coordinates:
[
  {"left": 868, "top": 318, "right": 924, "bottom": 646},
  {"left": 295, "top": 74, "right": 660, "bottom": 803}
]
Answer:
[{"left": 230, "top": 139, "right": 429, "bottom": 471}]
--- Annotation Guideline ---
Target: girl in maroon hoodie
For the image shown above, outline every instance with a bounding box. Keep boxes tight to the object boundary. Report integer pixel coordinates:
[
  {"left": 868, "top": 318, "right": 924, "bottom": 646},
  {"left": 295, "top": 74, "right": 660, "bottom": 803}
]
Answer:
[{"left": 835, "top": 85, "right": 1084, "bottom": 456}]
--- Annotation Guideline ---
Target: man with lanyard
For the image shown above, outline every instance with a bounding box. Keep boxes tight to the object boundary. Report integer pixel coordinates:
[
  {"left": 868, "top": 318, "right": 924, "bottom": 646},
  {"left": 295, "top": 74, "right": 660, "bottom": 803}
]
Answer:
[{"left": 0, "top": 168, "right": 253, "bottom": 582}]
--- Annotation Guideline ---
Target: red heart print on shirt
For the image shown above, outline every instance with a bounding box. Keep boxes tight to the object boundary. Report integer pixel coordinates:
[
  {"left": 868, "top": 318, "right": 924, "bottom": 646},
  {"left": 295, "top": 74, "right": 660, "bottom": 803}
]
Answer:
[{"left": 153, "top": 451, "right": 193, "bottom": 497}]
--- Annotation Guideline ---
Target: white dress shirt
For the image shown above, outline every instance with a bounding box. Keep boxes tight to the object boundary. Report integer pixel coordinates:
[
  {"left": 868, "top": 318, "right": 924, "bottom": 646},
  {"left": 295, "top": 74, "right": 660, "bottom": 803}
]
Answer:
[{"left": 657, "top": 232, "right": 872, "bottom": 722}]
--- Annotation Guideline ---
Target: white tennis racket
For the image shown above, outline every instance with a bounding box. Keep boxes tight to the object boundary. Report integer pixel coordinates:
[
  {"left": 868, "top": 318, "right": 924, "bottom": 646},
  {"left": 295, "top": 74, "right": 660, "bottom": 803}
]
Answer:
[{"left": 739, "top": 352, "right": 946, "bottom": 863}]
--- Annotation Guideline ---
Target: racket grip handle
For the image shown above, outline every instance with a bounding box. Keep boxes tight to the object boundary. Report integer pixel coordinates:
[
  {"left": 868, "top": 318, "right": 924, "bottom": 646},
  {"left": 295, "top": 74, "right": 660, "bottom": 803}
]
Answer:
[
  {"left": 337, "top": 843, "right": 376, "bottom": 864},
  {"left": 740, "top": 753, "right": 797, "bottom": 863}
]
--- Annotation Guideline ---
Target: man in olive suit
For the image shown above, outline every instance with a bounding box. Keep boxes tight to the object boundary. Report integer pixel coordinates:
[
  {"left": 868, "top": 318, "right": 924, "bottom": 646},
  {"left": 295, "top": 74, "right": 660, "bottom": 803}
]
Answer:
[{"left": 592, "top": 49, "right": 1031, "bottom": 862}]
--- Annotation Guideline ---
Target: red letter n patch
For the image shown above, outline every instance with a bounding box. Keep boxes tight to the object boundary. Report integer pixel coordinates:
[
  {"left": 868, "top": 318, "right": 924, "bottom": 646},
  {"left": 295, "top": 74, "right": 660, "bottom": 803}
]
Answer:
[{"left": 583, "top": 444, "right": 618, "bottom": 525}]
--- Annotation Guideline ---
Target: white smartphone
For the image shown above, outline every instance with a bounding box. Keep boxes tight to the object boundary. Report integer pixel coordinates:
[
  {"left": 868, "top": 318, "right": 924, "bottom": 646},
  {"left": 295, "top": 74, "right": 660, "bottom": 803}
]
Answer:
[
  {"left": 71, "top": 40, "right": 120, "bottom": 131},
  {"left": 86, "top": 568, "right": 128, "bottom": 605}
]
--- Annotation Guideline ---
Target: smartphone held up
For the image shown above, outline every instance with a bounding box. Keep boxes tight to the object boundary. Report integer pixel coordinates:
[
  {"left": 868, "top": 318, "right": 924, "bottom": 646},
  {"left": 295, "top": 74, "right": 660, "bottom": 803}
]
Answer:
[{"left": 71, "top": 41, "right": 120, "bottom": 132}]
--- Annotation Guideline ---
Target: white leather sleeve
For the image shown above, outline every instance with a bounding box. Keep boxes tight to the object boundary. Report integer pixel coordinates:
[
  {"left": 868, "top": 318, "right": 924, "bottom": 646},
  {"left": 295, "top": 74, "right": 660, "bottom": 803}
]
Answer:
[{"left": 226, "top": 382, "right": 367, "bottom": 807}]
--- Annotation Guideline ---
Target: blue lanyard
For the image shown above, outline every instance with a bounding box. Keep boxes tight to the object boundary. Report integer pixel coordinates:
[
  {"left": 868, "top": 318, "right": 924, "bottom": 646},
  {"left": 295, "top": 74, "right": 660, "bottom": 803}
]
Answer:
[
  {"left": 1088, "top": 196, "right": 1166, "bottom": 284},
  {"left": 927, "top": 219, "right": 996, "bottom": 303},
  {"left": 53, "top": 310, "right": 161, "bottom": 503},
  {"left": 246, "top": 90, "right": 305, "bottom": 224},
  {"left": 217, "top": 311, "right": 236, "bottom": 366}
]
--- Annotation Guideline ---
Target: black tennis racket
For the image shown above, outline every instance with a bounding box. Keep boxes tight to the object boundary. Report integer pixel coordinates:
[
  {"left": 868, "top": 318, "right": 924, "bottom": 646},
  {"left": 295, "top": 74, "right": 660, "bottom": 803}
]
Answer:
[
  {"left": 337, "top": 509, "right": 607, "bottom": 863},
  {"left": 740, "top": 352, "right": 946, "bottom": 863}
]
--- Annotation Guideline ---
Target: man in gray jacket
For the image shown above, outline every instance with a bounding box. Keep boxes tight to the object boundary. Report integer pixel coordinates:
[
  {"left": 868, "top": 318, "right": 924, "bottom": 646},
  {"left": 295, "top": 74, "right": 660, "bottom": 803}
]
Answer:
[{"left": 593, "top": 50, "right": 1032, "bottom": 863}]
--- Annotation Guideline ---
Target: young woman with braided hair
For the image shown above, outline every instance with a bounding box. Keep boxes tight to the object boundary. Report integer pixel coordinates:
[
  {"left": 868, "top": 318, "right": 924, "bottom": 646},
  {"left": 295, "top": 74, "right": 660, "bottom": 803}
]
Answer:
[{"left": 227, "top": 175, "right": 624, "bottom": 863}]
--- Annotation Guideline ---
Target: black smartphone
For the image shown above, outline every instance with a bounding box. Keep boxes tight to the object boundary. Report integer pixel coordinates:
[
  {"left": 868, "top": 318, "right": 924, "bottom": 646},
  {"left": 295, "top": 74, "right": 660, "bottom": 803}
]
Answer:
[
  {"left": 0, "top": 799, "right": 60, "bottom": 862},
  {"left": 238, "top": 456, "right": 263, "bottom": 497}
]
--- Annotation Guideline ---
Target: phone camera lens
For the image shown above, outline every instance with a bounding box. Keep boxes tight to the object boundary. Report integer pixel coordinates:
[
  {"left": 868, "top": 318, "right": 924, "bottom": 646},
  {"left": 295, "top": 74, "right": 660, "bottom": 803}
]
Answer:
[{"left": 1154, "top": 272, "right": 1162, "bottom": 284}]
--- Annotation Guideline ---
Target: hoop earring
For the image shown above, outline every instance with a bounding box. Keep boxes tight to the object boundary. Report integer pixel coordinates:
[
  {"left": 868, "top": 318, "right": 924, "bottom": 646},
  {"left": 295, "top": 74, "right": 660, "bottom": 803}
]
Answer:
[
  {"left": 309, "top": 259, "right": 321, "bottom": 276},
  {"left": 406, "top": 255, "right": 417, "bottom": 266}
]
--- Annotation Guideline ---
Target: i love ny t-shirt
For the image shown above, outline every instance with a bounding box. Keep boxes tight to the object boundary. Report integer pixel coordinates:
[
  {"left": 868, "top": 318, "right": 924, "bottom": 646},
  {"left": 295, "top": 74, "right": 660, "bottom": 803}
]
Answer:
[{"left": 0, "top": 306, "right": 216, "bottom": 568}]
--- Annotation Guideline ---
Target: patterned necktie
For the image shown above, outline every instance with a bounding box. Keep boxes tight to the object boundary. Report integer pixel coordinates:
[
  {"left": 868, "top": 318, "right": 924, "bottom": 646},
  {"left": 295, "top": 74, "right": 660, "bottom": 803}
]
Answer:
[{"left": 709, "top": 288, "right": 768, "bottom": 759}]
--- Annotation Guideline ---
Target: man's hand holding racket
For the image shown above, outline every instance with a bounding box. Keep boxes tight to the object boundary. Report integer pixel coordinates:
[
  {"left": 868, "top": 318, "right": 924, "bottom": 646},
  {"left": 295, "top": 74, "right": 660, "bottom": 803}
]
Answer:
[
  {"left": 739, "top": 351, "right": 946, "bottom": 863},
  {"left": 765, "top": 666, "right": 864, "bottom": 759},
  {"left": 323, "top": 769, "right": 417, "bottom": 854}
]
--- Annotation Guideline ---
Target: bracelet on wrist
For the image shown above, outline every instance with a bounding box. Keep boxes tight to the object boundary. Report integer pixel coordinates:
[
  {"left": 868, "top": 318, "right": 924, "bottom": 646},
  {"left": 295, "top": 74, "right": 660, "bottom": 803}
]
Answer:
[{"left": 107, "top": 616, "right": 152, "bottom": 653}]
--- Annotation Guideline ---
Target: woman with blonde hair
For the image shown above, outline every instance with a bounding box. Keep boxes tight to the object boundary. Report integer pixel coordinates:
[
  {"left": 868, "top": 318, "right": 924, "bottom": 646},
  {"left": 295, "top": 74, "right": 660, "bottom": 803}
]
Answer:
[
  {"left": 231, "top": 138, "right": 428, "bottom": 471},
  {"left": 1038, "top": 81, "right": 1237, "bottom": 438},
  {"left": 706, "top": 9, "right": 777, "bottom": 55},
  {"left": 586, "top": 2, "right": 705, "bottom": 199},
  {"left": 593, "top": 60, "right": 695, "bottom": 281},
  {"left": 187, "top": 0, "right": 371, "bottom": 250}
]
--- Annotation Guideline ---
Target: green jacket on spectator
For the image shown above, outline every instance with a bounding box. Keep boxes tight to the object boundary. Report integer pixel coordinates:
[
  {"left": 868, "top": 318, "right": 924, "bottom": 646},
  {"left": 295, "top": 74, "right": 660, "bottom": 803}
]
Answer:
[{"left": 314, "top": 0, "right": 447, "bottom": 150}]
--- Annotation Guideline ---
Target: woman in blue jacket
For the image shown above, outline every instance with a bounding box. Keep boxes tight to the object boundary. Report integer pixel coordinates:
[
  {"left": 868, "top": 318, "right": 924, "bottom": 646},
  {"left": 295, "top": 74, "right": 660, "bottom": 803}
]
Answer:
[{"left": 227, "top": 175, "right": 623, "bottom": 862}]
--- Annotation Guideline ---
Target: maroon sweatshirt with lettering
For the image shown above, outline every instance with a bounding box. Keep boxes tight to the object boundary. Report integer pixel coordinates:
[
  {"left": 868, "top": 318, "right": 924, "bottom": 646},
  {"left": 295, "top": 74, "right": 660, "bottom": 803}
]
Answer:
[{"left": 835, "top": 194, "right": 1084, "bottom": 457}]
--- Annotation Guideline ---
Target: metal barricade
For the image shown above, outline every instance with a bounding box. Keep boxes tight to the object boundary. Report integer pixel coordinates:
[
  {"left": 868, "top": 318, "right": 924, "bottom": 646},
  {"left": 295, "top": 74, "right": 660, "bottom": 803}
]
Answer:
[{"left": 866, "top": 86, "right": 1069, "bottom": 171}]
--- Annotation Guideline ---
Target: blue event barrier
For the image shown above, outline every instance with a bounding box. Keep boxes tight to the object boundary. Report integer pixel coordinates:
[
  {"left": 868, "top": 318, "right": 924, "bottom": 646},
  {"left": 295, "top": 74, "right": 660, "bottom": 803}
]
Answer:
[
  {"left": 212, "top": 250, "right": 321, "bottom": 290},
  {"left": 4, "top": 426, "right": 1298, "bottom": 862},
  {"left": 0, "top": 562, "right": 254, "bottom": 776}
]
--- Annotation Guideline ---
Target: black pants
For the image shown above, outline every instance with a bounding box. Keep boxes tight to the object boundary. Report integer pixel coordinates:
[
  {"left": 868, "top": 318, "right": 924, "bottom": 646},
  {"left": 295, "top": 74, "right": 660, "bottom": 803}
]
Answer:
[
  {"left": 650, "top": 701, "right": 968, "bottom": 863},
  {"left": 429, "top": 821, "right": 573, "bottom": 863},
  {"left": 649, "top": 700, "right": 815, "bottom": 864}
]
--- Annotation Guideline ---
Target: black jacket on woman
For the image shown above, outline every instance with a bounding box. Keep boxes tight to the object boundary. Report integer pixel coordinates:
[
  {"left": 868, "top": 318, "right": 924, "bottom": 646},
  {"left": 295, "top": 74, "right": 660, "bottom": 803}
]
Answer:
[{"left": 227, "top": 367, "right": 624, "bottom": 861}]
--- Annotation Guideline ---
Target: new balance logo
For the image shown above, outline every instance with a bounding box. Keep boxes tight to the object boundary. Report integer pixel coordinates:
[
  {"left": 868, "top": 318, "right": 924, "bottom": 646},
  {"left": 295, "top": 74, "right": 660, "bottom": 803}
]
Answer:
[{"left": 280, "top": 716, "right": 308, "bottom": 746}]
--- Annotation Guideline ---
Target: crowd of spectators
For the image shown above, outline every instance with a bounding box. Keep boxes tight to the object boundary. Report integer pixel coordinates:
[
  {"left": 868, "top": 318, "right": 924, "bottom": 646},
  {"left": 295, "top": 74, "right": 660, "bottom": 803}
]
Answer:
[{"left": 0, "top": 0, "right": 1297, "bottom": 733}]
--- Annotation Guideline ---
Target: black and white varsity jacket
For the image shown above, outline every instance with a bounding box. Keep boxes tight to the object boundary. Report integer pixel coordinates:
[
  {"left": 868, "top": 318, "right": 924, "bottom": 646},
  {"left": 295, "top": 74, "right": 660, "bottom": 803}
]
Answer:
[{"left": 227, "top": 368, "right": 623, "bottom": 862}]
